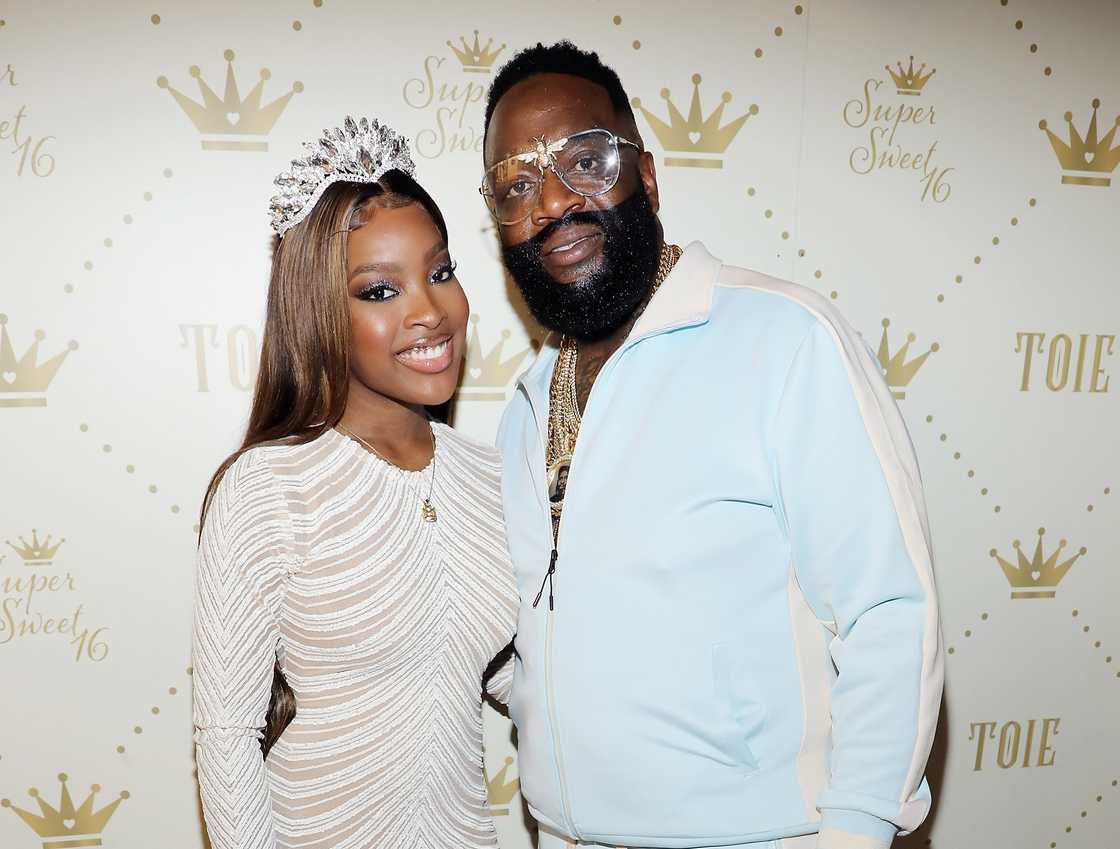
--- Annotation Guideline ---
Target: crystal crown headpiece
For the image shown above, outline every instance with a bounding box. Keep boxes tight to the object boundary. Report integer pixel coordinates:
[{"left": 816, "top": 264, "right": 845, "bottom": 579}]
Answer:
[{"left": 269, "top": 116, "right": 416, "bottom": 236}]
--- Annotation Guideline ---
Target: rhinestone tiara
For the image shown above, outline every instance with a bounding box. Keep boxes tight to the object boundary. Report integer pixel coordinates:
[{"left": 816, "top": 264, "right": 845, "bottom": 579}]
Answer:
[{"left": 269, "top": 116, "right": 416, "bottom": 236}]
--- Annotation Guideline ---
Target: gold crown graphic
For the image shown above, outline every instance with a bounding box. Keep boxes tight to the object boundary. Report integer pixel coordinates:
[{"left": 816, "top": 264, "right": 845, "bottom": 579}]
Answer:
[
  {"left": 632, "top": 74, "right": 758, "bottom": 169},
  {"left": 157, "top": 49, "right": 303, "bottom": 152},
  {"left": 885, "top": 56, "right": 936, "bottom": 96},
  {"left": 0, "top": 314, "right": 78, "bottom": 408},
  {"left": 6, "top": 529, "right": 65, "bottom": 567},
  {"left": 877, "top": 319, "right": 937, "bottom": 400},
  {"left": 2, "top": 773, "right": 129, "bottom": 849},
  {"left": 446, "top": 30, "right": 506, "bottom": 73},
  {"left": 990, "top": 527, "right": 1086, "bottom": 600},
  {"left": 485, "top": 756, "right": 520, "bottom": 816},
  {"left": 1039, "top": 99, "right": 1120, "bottom": 187},
  {"left": 456, "top": 316, "right": 535, "bottom": 401}
]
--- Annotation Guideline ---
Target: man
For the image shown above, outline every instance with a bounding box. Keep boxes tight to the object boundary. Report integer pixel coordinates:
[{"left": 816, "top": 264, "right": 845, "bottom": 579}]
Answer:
[{"left": 483, "top": 42, "right": 942, "bottom": 849}]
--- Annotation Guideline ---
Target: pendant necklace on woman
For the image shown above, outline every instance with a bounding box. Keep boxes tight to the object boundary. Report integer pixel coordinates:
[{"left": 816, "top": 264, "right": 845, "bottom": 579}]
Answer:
[{"left": 337, "top": 424, "right": 438, "bottom": 522}]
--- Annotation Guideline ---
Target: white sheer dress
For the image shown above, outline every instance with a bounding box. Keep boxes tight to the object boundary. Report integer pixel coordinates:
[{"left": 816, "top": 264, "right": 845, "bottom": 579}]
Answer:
[{"left": 192, "top": 424, "right": 518, "bottom": 849}]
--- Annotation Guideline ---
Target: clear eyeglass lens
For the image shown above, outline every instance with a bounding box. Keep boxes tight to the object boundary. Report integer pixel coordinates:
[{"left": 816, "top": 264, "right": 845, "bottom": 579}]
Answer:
[{"left": 486, "top": 131, "right": 620, "bottom": 224}]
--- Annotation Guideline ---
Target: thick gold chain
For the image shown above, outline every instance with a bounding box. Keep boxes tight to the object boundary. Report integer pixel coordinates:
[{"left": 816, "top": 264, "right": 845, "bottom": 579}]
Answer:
[{"left": 546, "top": 242, "right": 682, "bottom": 526}]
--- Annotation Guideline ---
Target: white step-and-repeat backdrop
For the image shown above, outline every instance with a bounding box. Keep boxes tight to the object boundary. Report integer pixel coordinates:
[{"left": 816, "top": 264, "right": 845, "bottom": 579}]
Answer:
[{"left": 2, "top": 1, "right": 1117, "bottom": 848}]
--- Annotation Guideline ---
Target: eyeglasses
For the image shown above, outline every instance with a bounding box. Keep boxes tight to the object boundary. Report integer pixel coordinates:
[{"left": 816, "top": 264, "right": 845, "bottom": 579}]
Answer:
[{"left": 480, "top": 128, "right": 641, "bottom": 225}]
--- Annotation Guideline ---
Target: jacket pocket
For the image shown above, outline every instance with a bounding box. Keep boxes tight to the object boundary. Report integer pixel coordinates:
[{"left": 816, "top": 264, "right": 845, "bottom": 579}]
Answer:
[{"left": 712, "top": 641, "right": 766, "bottom": 773}]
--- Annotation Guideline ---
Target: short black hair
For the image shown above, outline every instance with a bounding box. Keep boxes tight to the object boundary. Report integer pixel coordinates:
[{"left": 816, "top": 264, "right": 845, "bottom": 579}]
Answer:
[{"left": 484, "top": 41, "right": 637, "bottom": 141}]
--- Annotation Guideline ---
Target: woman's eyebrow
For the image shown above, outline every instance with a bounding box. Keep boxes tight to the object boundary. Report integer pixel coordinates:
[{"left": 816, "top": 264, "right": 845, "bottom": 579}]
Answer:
[
  {"left": 349, "top": 261, "right": 400, "bottom": 279},
  {"left": 424, "top": 242, "right": 449, "bottom": 261}
]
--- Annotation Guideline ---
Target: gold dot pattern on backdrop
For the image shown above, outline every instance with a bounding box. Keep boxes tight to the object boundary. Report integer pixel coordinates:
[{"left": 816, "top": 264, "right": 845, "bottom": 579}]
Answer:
[
  {"left": 937, "top": 199, "right": 1037, "bottom": 304},
  {"left": 69, "top": 171, "right": 175, "bottom": 295},
  {"left": 925, "top": 413, "right": 1001, "bottom": 512},
  {"left": 1047, "top": 779, "right": 1120, "bottom": 847},
  {"left": 1085, "top": 486, "right": 1111, "bottom": 513},
  {"left": 998, "top": 0, "right": 1054, "bottom": 76},
  {"left": 752, "top": 4, "right": 807, "bottom": 59},
  {"left": 944, "top": 610, "right": 991, "bottom": 657},
  {"left": 293, "top": 20, "right": 302, "bottom": 31},
  {"left": 78, "top": 421, "right": 192, "bottom": 529},
  {"left": 1071, "top": 609, "right": 1118, "bottom": 681},
  {"left": 116, "top": 671, "right": 189, "bottom": 756},
  {"left": 745, "top": 187, "right": 840, "bottom": 300},
  {"left": 609, "top": 11, "right": 641, "bottom": 49},
  {"left": 150, "top": 14, "right": 160, "bottom": 25}
]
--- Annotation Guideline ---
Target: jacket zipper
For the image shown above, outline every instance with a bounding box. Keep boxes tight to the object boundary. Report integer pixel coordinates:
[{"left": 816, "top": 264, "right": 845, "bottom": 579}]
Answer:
[
  {"left": 531, "top": 548, "right": 558, "bottom": 610},
  {"left": 522, "top": 316, "right": 703, "bottom": 842},
  {"left": 527, "top": 341, "right": 623, "bottom": 841},
  {"left": 527, "top": 373, "right": 580, "bottom": 837}
]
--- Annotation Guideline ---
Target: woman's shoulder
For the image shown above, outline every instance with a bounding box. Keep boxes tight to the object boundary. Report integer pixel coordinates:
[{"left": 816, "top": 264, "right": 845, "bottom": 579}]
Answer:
[
  {"left": 433, "top": 421, "right": 502, "bottom": 469},
  {"left": 235, "top": 428, "right": 346, "bottom": 476},
  {"left": 206, "top": 448, "right": 285, "bottom": 528},
  {"left": 211, "top": 428, "right": 343, "bottom": 511},
  {"left": 433, "top": 423, "right": 506, "bottom": 488}
]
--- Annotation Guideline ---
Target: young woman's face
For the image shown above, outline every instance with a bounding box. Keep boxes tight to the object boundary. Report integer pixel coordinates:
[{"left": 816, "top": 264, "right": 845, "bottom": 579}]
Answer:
[{"left": 344, "top": 202, "right": 469, "bottom": 408}]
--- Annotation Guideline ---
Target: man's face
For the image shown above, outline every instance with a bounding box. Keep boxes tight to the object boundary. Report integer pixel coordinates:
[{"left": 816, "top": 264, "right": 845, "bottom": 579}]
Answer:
[{"left": 485, "top": 73, "right": 664, "bottom": 341}]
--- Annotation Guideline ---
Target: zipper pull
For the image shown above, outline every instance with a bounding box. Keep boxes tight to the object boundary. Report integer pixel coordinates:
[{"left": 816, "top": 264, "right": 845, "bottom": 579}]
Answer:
[{"left": 532, "top": 548, "right": 558, "bottom": 610}]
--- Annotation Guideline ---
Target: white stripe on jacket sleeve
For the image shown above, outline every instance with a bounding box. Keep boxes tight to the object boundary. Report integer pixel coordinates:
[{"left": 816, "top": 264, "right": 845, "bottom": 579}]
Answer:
[{"left": 772, "top": 315, "right": 943, "bottom": 845}]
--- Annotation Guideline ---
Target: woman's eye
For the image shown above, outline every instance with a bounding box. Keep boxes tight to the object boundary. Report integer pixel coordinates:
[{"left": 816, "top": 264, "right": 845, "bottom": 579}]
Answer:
[
  {"left": 358, "top": 283, "right": 399, "bottom": 302},
  {"left": 431, "top": 260, "right": 458, "bottom": 284}
]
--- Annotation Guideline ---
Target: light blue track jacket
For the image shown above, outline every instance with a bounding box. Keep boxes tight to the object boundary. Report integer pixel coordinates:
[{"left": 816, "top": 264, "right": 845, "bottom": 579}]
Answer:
[{"left": 496, "top": 242, "right": 943, "bottom": 849}]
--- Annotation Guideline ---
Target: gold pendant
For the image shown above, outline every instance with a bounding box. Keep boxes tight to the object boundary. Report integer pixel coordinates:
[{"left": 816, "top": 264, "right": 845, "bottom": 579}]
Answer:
[{"left": 421, "top": 500, "right": 438, "bottom": 523}]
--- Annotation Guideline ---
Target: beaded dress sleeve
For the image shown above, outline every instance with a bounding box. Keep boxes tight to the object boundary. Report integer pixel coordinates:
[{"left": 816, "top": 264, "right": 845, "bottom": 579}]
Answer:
[{"left": 192, "top": 450, "right": 297, "bottom": 849}]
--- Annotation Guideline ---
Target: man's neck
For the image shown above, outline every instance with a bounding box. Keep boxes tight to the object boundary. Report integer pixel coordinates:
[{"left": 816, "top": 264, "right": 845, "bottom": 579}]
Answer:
[
  {"left": 572, "top": 321, "right": 629, "bottom": 415},
  {"left": 571, "top": 242, "right": 664, "bottom": 412}
]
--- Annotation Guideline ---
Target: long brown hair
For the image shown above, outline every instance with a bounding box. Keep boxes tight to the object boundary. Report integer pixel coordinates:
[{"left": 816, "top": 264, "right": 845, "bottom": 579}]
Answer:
[{"left": 197, "top": 171, "right": 449, "bottom": 758}]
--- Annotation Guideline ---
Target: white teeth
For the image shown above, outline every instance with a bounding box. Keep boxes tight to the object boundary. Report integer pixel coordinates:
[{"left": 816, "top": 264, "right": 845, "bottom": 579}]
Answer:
[
  {"left": 550, "top": 237, "right": 584, "bottom": 254},
  {"left": 398, "top": 340, "right": 450, "bottom": 361}
]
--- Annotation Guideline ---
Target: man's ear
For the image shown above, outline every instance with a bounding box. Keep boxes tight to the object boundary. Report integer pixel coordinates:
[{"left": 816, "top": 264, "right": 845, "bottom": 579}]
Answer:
[{"left": 638, "top": 150, "right": 660, "bottom": 214}]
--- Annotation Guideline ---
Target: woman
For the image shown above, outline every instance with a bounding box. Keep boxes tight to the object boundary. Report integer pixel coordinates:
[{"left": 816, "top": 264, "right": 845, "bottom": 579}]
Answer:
[{"left": 192, "top": 117, "right": 517, "bottom": 849}]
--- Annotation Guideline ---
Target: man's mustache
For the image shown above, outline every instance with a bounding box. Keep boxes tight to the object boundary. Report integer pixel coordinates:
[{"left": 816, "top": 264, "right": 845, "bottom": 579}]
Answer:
[{"left": 522, "top": 210, "right": 608, "bottom": 253}]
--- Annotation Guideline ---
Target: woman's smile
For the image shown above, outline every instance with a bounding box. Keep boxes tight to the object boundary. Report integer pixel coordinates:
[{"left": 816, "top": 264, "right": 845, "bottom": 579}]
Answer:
[{"left": 395, "top": 334, "right": 454, "bottom": 373}]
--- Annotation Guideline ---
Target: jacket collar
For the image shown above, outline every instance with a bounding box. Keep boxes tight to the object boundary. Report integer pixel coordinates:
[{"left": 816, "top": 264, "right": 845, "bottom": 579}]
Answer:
[
  {"left": 515, "top": 240, "right": 721, "bottom": 399},
  {"left": 631, "top": 240, "right": 719, "bottom": 339}
]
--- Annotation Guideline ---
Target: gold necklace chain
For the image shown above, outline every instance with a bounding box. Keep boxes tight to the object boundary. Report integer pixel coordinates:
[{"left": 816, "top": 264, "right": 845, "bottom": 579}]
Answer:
[
  {"left": 336, "top": 424, "right": 438, "bottom": 523},
  {"left": 545, "top": 242, "right": 682, "bottom": 527}
]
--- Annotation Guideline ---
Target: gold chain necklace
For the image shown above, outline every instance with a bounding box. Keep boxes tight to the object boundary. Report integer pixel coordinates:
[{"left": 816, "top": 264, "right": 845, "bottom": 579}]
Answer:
[
  {"left": 545, "top": 242, "right": 682, "bottom": 529},
  {"left": 336, "top": 424, "right": 438, "bottom": 523}
]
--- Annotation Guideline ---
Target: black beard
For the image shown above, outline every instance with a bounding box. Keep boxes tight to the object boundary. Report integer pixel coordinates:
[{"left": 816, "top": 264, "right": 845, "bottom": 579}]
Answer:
[{"left": 501, "top": 188, "right": 662, "bottom": 342}]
